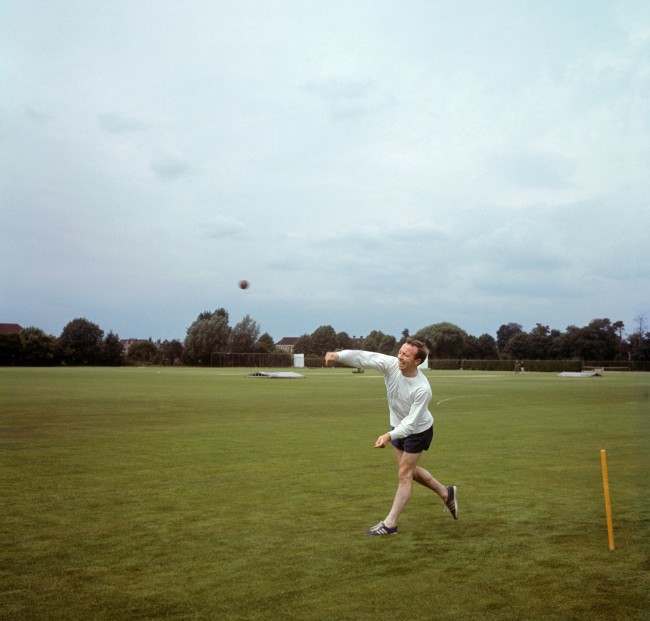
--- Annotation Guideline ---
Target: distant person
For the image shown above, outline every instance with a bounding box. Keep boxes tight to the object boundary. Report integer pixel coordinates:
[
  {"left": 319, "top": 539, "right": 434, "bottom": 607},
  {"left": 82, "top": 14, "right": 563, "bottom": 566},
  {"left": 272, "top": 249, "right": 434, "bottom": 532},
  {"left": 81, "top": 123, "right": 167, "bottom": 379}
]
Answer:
[{"left": 324, "top": 338, "right": 458, "bottom": 536}]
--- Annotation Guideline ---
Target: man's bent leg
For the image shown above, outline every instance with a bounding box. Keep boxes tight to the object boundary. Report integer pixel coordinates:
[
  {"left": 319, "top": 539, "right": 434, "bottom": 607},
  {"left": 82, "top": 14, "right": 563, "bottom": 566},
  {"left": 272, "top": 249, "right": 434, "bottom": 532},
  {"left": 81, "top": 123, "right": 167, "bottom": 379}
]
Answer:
[
  {"left": 384, "top": 451, "right": 420, "bottom": 528},
  {"left": 394, "top": 446, "right": 448, "bottom": 501},
  {"left": 414, "top": 466, "right": 448, "bottom": 501}
]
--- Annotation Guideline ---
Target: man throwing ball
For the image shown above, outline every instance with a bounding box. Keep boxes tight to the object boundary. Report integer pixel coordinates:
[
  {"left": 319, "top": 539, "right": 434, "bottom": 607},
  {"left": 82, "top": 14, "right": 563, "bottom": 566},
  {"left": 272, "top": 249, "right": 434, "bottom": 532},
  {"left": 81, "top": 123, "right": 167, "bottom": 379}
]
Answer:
[{"left": 324, "top": 338, "right": 458, "bottom": 535}]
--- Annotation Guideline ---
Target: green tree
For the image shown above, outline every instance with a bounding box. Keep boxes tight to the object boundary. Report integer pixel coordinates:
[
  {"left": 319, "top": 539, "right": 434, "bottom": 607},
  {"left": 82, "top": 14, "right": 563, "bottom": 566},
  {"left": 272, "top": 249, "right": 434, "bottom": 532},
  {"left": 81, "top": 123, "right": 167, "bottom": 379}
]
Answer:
[
  {"left": 625, "top": 316, "right": 647, "bottom": 360},
  {"left": 627, "top": 331, "right": 650, "bottom": 361},
  {"left": 310, "top": 325, "right": 338, "bottom": 356},
  {"left": 103, "top": 332, "right": 123, "bottom": 366},
  {"left": 612, "top": 320, "right": 625, "bottom": 354},
  {"left": 561, "top": 325, "right": 582, "bottom": 358},
  {"left": 362, "top": 330, "right": 397, "bottom": 355},
  {"left": 476, "top": 333, "right": 498, "bottom": 359},
  {"left": 548, "top": 329, "right": 566, "bottom": 359},
  {"left": 20, "top": 327, "right": 57, "bottom": 365},
  {"left": 496, "top": 323, "right": 523, "bottom": 354},
  {"left": 58, "top": 318, "right": 104, "bottom": 365},
  {"left": 230, "top": 315, "right": 260, "bottom": 353},
  {"left": 293, "top": 334, "right": 312, "bottom": 355},
  {"left": 462, "top": 335, "right": 481, "bottom": 358},
  {"left": 184, "top": 308, "right": 231, "bottom": 364},
  {"left": 159, "top": 339, "right": 184, "bottom": 365},
  {"left": 528, "top": 324, "right": 552, "bottom": 359},
  {"left": 463, "top": 333, "right": 497, "bottom": 359},
  {"left": 505, "top": 332, "right": 532, "bottom": 359},
  {"left": 414, "top": 322, "right": 467, "bottom": 359},
  {"left": 562, "top": 318, "right": 620, "bottom": 360},
  {"left": 0, "top": 333, "right": 23, "bottom": 365},
  {"left": 255, "top": 333, "right": 276, "bottom": 353},
  {"left": 584, "top": 318, "right": 622, "bottom": 360},
  {"left": 335, "top": 331, "right": 354, "bottom": 350},
  {"left": 127, "top": 340, "right": 159, "bottom": 364}
]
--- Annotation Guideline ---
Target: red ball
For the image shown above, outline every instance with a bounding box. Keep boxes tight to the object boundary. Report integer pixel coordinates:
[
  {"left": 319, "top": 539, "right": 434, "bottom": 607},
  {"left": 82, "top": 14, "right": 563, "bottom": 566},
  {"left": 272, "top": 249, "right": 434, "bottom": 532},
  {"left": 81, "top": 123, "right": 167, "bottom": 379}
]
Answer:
[{"left": 238, "top": 279, "right": 249, "bottom": 290}]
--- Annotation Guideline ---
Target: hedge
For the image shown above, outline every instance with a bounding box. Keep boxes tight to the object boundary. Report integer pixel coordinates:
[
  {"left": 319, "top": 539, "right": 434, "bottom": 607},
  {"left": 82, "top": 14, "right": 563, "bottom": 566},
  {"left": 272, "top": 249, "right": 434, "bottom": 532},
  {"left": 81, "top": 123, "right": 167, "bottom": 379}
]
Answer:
[
  {"left": 585, "top": 360, "right": 650, "bottom": 371},
  {"left": 427, "top": 359, "right": 583, "bottom": 372}
]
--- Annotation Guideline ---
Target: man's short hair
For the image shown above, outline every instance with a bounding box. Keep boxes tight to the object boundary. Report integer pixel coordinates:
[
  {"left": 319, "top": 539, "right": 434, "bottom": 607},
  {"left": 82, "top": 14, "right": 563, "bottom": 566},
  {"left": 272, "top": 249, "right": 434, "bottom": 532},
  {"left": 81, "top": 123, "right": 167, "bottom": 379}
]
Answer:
[{"left": 405, "top": 338, "right": 428, "bottom": 364}]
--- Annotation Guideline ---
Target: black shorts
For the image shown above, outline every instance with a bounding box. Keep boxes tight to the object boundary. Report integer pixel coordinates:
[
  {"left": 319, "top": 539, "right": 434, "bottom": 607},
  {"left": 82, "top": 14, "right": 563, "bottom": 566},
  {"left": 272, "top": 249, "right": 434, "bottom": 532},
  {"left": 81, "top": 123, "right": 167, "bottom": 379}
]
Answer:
[{"left": 390, "top": 425, "right": 434, "bottom": 453}]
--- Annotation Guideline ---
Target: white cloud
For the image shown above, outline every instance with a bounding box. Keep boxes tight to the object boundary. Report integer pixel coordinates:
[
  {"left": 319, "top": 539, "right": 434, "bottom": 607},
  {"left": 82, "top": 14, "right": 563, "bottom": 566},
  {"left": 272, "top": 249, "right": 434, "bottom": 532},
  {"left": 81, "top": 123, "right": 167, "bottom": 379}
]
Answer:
[
  {"left": 1, "top": 1, "right": 648, "bottom": 340},
  {"left": 151, "top": 157, "right": 191, "bottom": 181},
  {"left": 203, "top": 214, "right": 247, "bottom": 240},
  {"left": 98, "top": 113, "right": 148, "bottom": 134}
]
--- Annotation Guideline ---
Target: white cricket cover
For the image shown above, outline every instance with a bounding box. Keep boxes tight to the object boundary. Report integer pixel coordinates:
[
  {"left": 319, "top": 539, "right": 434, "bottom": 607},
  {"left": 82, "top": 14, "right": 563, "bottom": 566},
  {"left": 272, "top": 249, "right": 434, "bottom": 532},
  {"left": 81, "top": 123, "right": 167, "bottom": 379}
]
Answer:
[
  {"left": 249, "top": 371, "right": 304, "bottom": 379},
  {"left": 558, "top": 371, "right": 601, "bottom": 378}
]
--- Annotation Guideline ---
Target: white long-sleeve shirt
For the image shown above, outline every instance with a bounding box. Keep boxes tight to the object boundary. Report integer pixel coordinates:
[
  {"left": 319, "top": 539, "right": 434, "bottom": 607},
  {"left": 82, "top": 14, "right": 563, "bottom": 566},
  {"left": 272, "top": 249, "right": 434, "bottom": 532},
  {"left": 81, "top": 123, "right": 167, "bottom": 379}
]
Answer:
[{"left": 337, "top": 350, "right": 434, "bottom": 440}]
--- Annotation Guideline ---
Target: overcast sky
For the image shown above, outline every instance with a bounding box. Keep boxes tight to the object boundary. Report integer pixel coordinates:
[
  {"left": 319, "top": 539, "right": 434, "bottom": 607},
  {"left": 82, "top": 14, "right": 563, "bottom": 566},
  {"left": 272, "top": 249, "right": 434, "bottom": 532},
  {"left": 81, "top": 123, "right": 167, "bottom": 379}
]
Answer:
[{"left": 2, "top": 1, "right": 649, "bottom": 342}]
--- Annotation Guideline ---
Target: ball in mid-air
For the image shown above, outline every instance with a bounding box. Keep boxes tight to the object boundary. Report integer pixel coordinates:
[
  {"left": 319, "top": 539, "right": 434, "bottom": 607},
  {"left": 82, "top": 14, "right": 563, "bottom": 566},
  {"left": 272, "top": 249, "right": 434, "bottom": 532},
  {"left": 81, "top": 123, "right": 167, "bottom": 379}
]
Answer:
[{"left": 238, "top": 279, "right": 249, "bottom": 290}]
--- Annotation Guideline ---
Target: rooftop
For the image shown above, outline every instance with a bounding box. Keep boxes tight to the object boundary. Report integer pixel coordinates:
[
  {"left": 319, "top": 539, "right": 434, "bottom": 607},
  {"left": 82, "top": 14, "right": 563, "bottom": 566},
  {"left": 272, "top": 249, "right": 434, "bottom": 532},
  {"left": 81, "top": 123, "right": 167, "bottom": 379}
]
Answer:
[
  {"left": 0, "top": 323, "right": 22, "bottom": 335},
  {"left": 276, "top": 337, "right": 299, "bottom": 345}
]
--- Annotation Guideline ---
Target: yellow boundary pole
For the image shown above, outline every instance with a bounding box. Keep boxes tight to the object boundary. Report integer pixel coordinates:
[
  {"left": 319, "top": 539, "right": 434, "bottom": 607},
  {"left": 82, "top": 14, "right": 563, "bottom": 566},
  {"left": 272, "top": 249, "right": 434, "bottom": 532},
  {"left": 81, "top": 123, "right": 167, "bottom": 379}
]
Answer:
[{"left": 600, "top": 449, "right": 615, "bottom": 551}]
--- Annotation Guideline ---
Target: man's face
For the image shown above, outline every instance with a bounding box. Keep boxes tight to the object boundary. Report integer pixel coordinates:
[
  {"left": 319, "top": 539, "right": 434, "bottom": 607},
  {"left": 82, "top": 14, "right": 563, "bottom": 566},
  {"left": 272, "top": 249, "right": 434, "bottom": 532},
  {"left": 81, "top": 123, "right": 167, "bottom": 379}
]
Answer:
[{"left": 397, "top": 343, "right": 420, "bottom": 374}]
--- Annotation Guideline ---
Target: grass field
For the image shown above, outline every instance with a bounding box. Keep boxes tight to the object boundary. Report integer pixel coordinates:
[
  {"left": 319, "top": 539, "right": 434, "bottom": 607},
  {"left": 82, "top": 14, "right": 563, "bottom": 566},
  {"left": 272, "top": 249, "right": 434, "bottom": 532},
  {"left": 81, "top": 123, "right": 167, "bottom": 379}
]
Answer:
[{"left": 2, "top": 366, "right": 649, "bottom": 620}]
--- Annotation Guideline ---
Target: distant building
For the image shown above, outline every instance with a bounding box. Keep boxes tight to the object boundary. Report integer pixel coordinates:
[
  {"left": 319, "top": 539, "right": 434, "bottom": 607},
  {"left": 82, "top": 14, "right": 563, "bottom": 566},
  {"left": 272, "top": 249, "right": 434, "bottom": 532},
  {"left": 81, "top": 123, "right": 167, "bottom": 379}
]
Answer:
[
  {"left": 120, "top": 339, "right": 146, "bottom": 353},
  {"left": 0, "top": 323, "right": 22, "bottom": 335},
  {"left": 276, "top": 337, "right": 299, "bottom": 355}
]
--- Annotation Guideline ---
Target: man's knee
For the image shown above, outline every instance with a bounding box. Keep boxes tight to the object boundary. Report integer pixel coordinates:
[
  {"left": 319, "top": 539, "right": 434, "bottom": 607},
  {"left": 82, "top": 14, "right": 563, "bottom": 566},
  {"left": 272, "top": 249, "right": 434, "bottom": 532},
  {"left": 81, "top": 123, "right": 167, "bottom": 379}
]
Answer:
[{"left": 398, "top": 463, "right": 416, "bottom": 484}]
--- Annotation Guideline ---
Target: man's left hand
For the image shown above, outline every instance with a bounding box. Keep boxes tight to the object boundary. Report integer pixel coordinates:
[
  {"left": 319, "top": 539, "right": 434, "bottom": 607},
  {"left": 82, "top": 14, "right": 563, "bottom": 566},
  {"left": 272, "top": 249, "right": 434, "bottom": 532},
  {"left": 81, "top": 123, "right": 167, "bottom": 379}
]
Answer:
[{"left": 373, "top": 433, "right": 392, "bottom": 448}]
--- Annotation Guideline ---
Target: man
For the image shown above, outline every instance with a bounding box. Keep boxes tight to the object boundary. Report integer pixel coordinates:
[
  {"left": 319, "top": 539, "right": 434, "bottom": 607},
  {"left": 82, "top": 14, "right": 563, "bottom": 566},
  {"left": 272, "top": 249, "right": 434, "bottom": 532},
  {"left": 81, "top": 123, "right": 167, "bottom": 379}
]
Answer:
[{"left": 324, "top": 338, "right": 458, "bottom": 535}]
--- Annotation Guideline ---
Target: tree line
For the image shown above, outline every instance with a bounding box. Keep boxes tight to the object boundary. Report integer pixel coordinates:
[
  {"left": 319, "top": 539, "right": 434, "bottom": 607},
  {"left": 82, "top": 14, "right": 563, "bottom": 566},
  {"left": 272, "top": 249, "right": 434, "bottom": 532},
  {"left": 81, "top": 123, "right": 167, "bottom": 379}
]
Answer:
[
  {"left": 292, "top": 318, "right": 650, "bottom": 362},
  {"left": 1, "top": 311, "right": 649, "bottom": 366},
  {"left": 292, "top": 324, "right": 499, "bottom": 359},
  {"left": 0, "top": 309, "right": 273, "bottom": 366}
]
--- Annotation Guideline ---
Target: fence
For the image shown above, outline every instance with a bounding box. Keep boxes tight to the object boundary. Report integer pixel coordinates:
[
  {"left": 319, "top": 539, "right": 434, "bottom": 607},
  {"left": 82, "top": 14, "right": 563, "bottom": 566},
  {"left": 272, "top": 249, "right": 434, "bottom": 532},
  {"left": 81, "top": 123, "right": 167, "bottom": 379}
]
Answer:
[
  {"left": 304, "top": 356, "right": 326, "bottom": 368},
  {"left": 427, "top": 359, "right": 583, "bottom": 372},
  {"left": 584, "top": 360, "right": 650, "bottom": 371},
  {"left": 208, "top": 353, "right": 649, "bottom": 372}
]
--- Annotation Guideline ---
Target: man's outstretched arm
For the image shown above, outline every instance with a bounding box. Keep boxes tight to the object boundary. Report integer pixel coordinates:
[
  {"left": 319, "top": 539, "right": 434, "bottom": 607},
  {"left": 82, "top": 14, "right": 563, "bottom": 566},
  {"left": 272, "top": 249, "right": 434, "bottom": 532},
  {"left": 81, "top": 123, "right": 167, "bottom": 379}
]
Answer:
[{"left": 323, "top": 350, "right": 393, "bottom": 372}]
